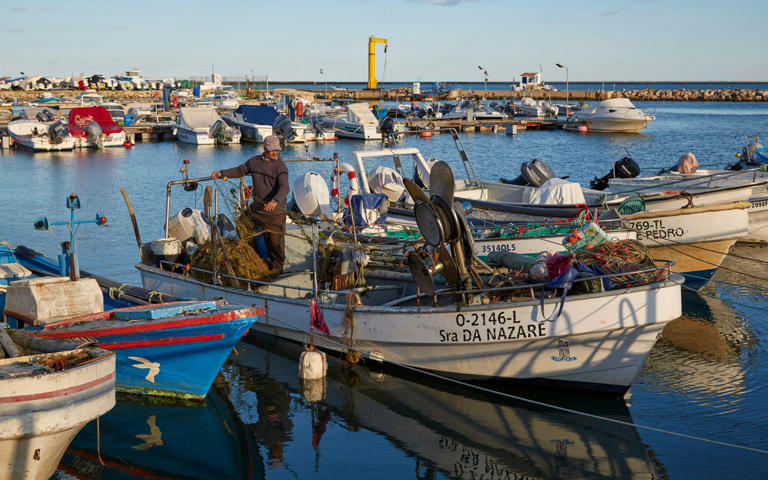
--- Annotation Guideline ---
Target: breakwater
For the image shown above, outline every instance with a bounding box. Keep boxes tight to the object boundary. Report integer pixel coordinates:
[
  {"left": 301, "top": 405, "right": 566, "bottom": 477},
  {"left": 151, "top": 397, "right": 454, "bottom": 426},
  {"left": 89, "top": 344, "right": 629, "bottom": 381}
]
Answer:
[{"left": 2, "top": 86, "right": 766, "bottom": 106}]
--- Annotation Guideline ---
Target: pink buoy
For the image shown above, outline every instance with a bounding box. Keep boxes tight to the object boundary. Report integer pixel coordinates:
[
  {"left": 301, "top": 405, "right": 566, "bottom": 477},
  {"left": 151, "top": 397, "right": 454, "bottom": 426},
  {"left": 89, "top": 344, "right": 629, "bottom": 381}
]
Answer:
[{"left": 577, "top": 125, "right": 588, "bottom": 133}]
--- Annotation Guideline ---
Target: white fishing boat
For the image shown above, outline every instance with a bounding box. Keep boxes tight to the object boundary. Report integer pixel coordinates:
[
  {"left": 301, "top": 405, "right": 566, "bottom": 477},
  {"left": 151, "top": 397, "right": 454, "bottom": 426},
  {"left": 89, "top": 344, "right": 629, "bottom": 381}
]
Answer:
[
  {"left": 322, "top": 102, "right": 404, "bottom": 140},
  {"left": 6, "top": 118, "right": 75, "bottom": 151},
  {"left": 223, "top": 105, "right": 332, "bottom": 144},
  {"left": 607, "top": 169, "right": 768, "bottom": 243},
  {"left": 564, "top": 98, "right": 654, "bottom": 133},
  {"left": 0, "top": 327, "right": 115, "bottom": 480},
  {"left": 173, "top": 107, "right": 241, "bottom": 145},
  {"left": 135, "top": 164, "right": 682, "bottom": 394}
]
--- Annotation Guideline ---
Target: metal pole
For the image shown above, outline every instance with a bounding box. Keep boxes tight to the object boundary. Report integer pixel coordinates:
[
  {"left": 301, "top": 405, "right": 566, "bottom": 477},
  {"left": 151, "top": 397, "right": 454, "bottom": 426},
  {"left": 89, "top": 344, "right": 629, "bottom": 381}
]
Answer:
[{"left": 311, "top": 223, "right": 319, "bottom": 299}]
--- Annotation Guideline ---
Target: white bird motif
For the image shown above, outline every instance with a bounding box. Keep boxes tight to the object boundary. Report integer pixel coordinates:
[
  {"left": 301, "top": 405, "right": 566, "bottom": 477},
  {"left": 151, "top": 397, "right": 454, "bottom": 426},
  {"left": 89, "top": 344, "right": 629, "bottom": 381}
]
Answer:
[{"left": 128, "top": 356, "right": 161, "bottom": 383}]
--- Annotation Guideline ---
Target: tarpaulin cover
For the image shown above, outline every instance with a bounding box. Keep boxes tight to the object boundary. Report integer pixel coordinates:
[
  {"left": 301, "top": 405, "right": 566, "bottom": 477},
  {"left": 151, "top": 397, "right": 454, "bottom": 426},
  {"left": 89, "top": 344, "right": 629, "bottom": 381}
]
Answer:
[
  {"left": 342, "top": 194, "right": 388, "bottom": 227},
  {"left": 234, "top": 105, "right": 280, "bottom": 125},
  {"left": 179, "top": 107, "right": 222, "bottom": 130},
  {"left": 346, "top": 103, "right": 378, "bottom": 125},
  {"left": 67, "top": 106, "right": 123, "bottom": 137}
]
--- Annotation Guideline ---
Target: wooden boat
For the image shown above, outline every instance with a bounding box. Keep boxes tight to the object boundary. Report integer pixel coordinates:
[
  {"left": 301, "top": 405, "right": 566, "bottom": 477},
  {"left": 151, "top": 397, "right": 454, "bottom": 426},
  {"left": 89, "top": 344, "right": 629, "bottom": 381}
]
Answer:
[
  {"left": 4, "top": 246, "right": 260, "bottom": 400},
  {"left": 607, "top": 169, "right": 768, "bottom": 244},
  {"left": 135, "top": 168, "right": 683, "bottom": 395},
  {"left": 36, "top": 300, "right": 261, "bottom": 400},
  {"left": 0, "top": 327, "right": 115, "bottom": 480}
]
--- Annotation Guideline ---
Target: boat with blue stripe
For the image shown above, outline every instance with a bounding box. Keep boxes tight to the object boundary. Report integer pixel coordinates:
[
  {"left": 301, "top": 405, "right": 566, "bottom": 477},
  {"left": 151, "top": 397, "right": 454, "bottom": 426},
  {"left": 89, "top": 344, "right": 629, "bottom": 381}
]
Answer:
[{"left": 37, "top": 300, "right": 261, "bottom": 400}]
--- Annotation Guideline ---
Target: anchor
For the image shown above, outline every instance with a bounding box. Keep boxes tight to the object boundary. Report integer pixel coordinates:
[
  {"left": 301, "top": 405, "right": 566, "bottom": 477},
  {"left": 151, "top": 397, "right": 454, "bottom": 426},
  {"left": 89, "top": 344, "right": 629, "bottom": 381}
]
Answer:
[{"left": 33, "top": 192, "right": 107, "bottom": 280}]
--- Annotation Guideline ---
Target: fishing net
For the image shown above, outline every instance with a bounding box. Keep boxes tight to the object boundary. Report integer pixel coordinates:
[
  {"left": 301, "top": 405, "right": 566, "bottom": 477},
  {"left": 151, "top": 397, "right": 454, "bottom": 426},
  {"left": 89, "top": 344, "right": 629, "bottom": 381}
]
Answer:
[
  {"left": 575, "top": 239, "right": 668, "bottom": 287},
  {"left": 189, "top": 213, "right": 273, "bottom": 290}
]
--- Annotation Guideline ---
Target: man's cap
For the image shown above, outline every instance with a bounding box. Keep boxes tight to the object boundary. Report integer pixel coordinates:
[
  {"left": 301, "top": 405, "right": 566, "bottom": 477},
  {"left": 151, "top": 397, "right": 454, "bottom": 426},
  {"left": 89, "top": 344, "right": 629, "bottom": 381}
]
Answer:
[{"left": 264, "top": 135, "right": 280, "bottom": 151}]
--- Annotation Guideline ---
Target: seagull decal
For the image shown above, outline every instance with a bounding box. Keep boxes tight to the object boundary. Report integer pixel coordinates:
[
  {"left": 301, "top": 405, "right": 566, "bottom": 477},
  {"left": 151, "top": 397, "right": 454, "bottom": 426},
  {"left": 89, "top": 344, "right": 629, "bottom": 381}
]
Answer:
[
  {"left": 128, "top": 356, "right": 161, "bottom": 383},
  {"left": 132, "top": 415, "right": 163, "bottom": 450}
]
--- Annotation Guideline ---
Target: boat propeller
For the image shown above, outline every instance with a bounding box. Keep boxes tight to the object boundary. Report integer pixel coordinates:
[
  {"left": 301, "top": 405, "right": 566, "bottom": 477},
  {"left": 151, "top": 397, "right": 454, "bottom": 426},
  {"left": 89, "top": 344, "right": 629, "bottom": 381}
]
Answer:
[{"left": 405, "top": 161, "right": 482, "bottom": 297}]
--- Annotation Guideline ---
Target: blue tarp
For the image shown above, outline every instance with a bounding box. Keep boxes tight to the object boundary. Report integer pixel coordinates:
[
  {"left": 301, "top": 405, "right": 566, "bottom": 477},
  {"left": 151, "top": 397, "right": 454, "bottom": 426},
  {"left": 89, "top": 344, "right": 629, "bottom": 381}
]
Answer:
[{"left": 234, "top": 105, "right": 281, "bottom": 125}]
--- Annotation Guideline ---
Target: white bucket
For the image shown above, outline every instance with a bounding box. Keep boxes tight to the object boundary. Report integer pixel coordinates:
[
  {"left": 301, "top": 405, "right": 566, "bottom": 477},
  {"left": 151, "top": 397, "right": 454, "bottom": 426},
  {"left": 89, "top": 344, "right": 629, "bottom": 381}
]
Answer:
[{"left": 150, "top": 237, "right": 182, "bottom": 266}]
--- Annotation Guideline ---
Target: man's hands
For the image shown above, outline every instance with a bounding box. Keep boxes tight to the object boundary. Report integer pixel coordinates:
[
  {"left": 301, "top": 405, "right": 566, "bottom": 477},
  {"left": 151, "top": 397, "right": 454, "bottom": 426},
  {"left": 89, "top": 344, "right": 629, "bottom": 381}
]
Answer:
[
  {"left": 264, "top": 200, "right": 278, "bottom": 212},
  {"left": 211, "top": 171, "right": 227, "bottom": 181}
]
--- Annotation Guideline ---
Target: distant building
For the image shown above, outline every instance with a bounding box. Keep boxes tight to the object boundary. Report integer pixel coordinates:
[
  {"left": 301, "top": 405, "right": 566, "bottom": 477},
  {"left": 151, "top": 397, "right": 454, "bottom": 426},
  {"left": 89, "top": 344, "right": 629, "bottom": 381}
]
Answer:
[{"left": 519, "top": 72, "right": 542, "bottom": 90}]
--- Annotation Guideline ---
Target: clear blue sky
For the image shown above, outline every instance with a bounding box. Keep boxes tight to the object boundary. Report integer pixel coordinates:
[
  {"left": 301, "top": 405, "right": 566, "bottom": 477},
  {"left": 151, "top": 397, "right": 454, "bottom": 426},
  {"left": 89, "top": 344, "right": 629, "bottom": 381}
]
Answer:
[{"left": 2, "top": 0, "right": 765, "bottom": 82}]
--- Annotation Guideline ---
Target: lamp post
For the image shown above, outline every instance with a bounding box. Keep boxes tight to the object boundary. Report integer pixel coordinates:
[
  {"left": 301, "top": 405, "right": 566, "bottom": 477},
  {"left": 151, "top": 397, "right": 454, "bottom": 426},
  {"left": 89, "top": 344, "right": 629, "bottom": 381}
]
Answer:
[
  {"left": 477, "top": 65, "right": 488, "bottom": 98},
  {"left": 320, "top": 68, "right": 327, "bottom": 98},
  {"left": 556, "top": 63, "right": 569, "bottom": 115}
]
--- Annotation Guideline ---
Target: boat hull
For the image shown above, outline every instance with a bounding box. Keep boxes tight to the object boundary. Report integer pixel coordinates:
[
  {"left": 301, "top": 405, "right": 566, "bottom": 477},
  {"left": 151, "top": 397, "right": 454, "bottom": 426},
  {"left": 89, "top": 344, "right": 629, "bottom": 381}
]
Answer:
[
  {"left": 624, "top": 203, "right": 748, "bottom": 289},
  {"left": 39, "top": 303, "right": 260, "bottom": 399},
  {"left": 138, "top": 264, "right": 682, "bottom": 394},
  {"left": 0, "top": 350, "right": 115, "bottom": 480}
]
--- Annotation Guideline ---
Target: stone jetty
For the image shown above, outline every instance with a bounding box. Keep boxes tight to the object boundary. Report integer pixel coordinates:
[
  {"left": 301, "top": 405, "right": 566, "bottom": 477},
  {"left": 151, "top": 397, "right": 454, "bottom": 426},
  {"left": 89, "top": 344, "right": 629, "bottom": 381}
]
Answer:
[{"left": 2, "top": 86, "right": 766, "bottom": 107}]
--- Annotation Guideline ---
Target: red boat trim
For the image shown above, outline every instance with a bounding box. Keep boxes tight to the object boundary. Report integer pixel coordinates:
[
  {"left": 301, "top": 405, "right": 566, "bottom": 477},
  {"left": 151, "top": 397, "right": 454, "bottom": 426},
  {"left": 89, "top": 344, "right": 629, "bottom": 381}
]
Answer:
[
  {"left": 98, "top": 333, "right": 225, "bottom": 349},
  {"left": 0, "top": 372, "right": 115, "bottom": 404},
  {"left": 39, "top": 307, "right": 262, "bottom": 339}
]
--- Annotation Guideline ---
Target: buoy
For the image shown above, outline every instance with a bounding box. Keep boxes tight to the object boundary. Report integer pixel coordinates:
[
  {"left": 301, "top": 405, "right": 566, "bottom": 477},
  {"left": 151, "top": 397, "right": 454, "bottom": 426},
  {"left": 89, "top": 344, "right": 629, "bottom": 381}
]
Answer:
[
  {"left": 577, "top": 125, "right": 588, "bottom": 133},
  {"left": 122, "top": 141, "right": 133, "bottom": 148},
  {"left": 420, "top": 131, "right": 432, "bottom": 138},
  {"left": 299, "top": 345, "right": 327, "bottom": 380}
]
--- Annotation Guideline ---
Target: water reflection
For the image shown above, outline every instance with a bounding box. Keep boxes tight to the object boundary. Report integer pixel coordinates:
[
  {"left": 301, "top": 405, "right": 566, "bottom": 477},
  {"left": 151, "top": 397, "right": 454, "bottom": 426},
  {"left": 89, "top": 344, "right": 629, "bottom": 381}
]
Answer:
[
  {"left": 228, "top": 336, "right": 663, "bottom": 479},
  {"left": 55, "top": 388, "right": 263, "bottom": 479}
]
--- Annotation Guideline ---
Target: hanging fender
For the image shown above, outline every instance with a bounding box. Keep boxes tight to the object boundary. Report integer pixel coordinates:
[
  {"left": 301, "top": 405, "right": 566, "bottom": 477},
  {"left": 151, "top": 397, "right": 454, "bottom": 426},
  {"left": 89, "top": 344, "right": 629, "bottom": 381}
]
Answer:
[
  {"left": 296, "top": 101, "right": 303, "bottom": 118},
  {"left": 330, "top": 162, "right": 360, "bottom": 207}
]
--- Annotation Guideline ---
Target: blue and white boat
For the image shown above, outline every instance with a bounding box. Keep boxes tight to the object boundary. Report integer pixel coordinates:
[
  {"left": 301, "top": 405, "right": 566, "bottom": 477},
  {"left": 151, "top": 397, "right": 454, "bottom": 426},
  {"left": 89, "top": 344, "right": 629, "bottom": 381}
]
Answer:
[
  {"left": 36, "top": 300, "right": 261, "bottom": 400},
  {"left": 2, "top": 245, "right": 261, "bottom": 400},
  {"left": 222, "top": 104, "right": 277, "bottom": 143}
]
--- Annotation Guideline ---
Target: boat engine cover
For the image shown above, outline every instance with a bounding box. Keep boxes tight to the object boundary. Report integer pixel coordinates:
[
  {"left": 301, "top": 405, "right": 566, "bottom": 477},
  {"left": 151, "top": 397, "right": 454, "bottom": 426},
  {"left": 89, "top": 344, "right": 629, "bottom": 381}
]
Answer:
[{"left": 521, "top": 158, "right": 555, "bottom": 187}]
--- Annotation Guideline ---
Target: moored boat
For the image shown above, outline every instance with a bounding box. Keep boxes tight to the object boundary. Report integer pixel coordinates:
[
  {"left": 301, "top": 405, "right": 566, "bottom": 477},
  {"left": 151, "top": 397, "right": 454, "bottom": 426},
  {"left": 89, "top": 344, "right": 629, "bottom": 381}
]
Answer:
[
  {"left": 0, "top": 327, "right": 115, "bottom": 480},
  {"left": 68, "top": 106, "right": 126, "bottom": 148},
  {"left": 36, "top": 300, "right": 261, "bottom": 400},
  {"left": 173, "top": 107, "right": 241, "bottom": 145},
  {"left": 135, "top": 166, "right": 682, "bottom": 395}
]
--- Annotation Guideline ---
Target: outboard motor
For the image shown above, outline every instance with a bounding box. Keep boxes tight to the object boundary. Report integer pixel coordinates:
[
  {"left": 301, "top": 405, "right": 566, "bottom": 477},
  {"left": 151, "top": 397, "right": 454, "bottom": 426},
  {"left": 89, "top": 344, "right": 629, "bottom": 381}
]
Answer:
[
  {"left": 500, "top": 158, "right": 555, "bottom": 187},
  {"left": 36, "top": 109, "right": 54, "bottom": 122},
  {"left": 589, "top": 156, "right": 641, "bottom": 190},
  {"left": 379, "top": 116, "right": 395, "bottom": 137},
  {"left": 48, "top": 120, "right": 68, "bottom": 144},
  {"left": 211, "top": 119, "right": 233, "bottom": 144},
  {"left": 86, "top": 120, "right": 103, "bottom": 148},
  {"left": 272, "top": 114, "right": 296, "bottom": 143}
]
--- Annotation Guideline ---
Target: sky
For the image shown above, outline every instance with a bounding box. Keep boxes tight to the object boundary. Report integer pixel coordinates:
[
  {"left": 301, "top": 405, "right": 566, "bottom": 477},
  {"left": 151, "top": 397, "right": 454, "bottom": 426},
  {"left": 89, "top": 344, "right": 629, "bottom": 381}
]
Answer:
[{"left": 1, "top": 0, "right": 766, "bottom": 82}]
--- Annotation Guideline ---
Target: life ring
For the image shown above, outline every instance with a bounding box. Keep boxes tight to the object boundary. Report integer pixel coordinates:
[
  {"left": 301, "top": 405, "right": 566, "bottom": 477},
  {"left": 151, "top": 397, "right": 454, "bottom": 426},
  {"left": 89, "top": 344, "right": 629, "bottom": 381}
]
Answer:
[{"left": 330, "top": 162, "right": 360, "bottom": 208}]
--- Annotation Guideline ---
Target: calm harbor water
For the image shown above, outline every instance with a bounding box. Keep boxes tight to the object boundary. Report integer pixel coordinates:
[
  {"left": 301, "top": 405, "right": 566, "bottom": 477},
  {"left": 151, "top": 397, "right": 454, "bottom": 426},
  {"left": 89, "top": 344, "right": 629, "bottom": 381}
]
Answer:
[{"left": 1, "top": 100, "right": 767, "bottom": 479}]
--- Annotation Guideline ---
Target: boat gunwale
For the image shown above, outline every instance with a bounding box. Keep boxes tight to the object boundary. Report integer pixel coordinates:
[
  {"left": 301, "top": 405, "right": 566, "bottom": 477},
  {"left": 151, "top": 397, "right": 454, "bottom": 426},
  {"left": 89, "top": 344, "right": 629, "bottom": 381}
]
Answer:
[{"left": 137, "top": 261, "right": 682, "bottom": 315}]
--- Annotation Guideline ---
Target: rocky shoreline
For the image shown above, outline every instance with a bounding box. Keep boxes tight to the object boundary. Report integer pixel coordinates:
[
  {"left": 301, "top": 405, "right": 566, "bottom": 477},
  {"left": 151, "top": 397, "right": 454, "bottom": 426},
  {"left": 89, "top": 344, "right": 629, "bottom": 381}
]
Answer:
[{"left": 2, "top": 86, "right": 766, "bottom": 105}]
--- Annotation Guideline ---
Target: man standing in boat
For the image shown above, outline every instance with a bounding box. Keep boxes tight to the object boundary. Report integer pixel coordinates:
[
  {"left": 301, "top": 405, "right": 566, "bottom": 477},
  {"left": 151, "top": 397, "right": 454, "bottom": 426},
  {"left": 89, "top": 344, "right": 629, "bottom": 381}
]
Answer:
[{"left": 211, "top": 135, "right": 288, "bottom": 273}]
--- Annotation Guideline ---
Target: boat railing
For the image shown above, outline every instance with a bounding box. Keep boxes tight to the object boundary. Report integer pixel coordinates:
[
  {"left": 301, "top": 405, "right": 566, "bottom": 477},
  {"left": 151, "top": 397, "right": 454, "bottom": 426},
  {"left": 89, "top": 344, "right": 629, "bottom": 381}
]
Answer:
[
  {"left": 384, "top": 258, "right": 677, "bottom": 307},
  {"left": 155, "top": 257, "right": 677, "bottom": 307}
]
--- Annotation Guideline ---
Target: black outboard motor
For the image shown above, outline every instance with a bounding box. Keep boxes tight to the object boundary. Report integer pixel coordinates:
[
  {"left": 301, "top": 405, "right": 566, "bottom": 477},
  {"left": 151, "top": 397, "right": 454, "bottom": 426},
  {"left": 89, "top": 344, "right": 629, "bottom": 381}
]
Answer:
[
  {"left": 272, "top": 114, "right": 296, "bottom": 143},
  {"left": 589, "top": 156, "right": 641, "bottom": 190},
  {"left": 500, "top": 159, "right": 555, "bottom": 187},
  {"left": 48, "top": 120, "right": 68, "bottom": 144},
  {"left": 36, "top": 109, "right": 54, "bottom": 122}
]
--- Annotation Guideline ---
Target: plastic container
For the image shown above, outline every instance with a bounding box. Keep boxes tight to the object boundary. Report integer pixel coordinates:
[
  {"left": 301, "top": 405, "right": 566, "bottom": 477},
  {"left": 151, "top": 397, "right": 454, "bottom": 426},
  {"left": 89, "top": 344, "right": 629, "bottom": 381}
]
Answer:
[
  {"left": 562, "top": 222, "right": 608, "bottom": 251},
  {"left": 123, "top": 114, "right": 132, "bottom": 126}
]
